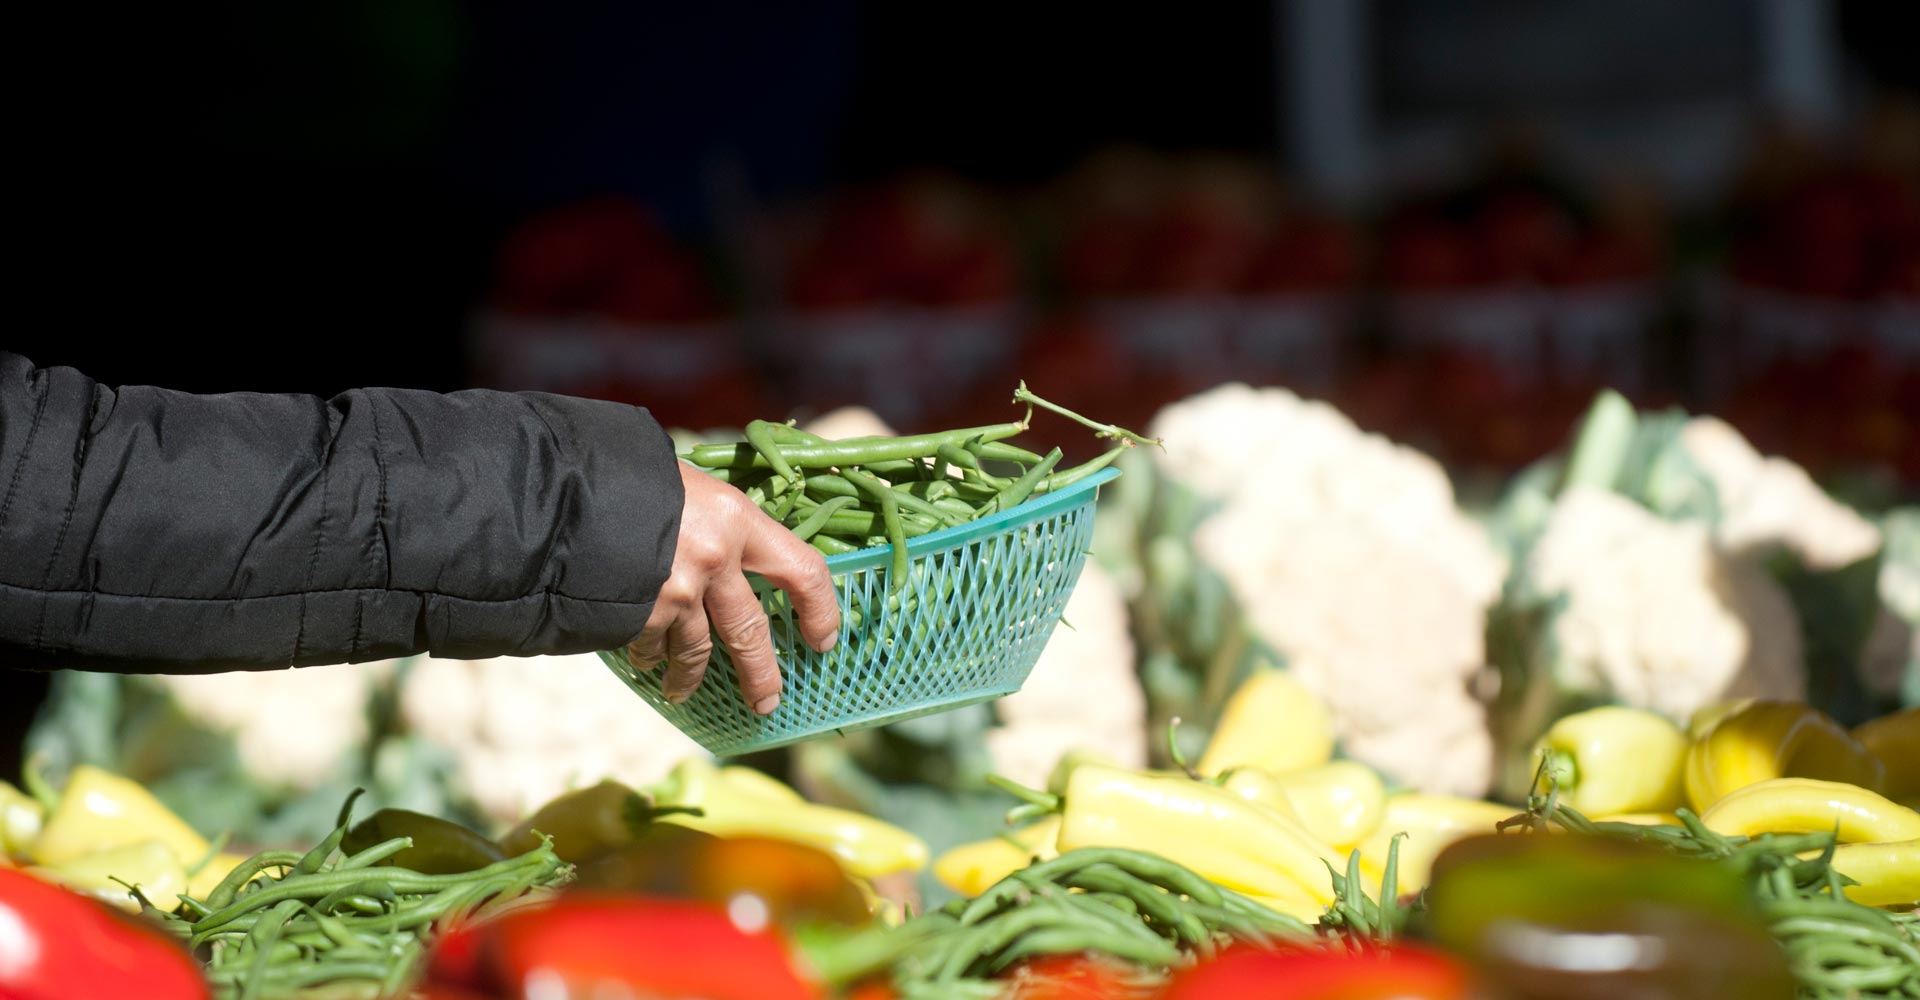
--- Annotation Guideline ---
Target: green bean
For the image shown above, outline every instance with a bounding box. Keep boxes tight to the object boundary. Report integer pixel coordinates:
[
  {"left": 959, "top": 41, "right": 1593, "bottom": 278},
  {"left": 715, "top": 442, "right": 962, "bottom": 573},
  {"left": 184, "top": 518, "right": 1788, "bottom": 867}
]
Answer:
[
  {"left": 888, "top": 484, "right": 965, "bottom": 527},
  {"left": 985, "top": 448, "right": 1062, "bottom": 514},
  {"left": 811, "top": 535, "right": 859, "bottom": 556},
  {"left": 843, "top": 469, "right": 910, "bottom": 591},
  {"left": 338, "top": 836, "right": 415, "bottom": 871},
  {"left": 1060, "top": 865, "right": 1207, "bottom": 946},
  {"left": 933, "top": 898, "right": 1087, "bottom": 981},
  {"left": 1772, "top": 917, "right": 1920, "bottom": 966},
  {"left": 1032, "top": 446, "right": 1124, "bottom": 495},
  {"left": 745, "top": 420, "right": 802, "bottom": 488},
  {"left": 1793, "top": 941, "right": 1916, "bottom": 991},
  {"left": 977, "top": 441, "right": 1045, "bottom": 465},
  {"left": 988, "top": 924, "right": 1180, "bottom": 973},
  {"left": 805, "top": 474, "right": 861, "bottom": 500},
  {"left": 312, "top": 880, "right": 400, "bottom": 916},
  {"left": 239, "top": 899, "right": 305, "bottom": 1000},
  {"left": 687, "top": 421, "right": 1027, "bottom": 470},
  {"left": 791, "top": 496, "right": 858, "bottom": 542},
  {"left": 192, "top": 848, "right": 559, "bottom": 934},
  {"left": 203, "top": 852, "right": 305, "bottom": 910}
]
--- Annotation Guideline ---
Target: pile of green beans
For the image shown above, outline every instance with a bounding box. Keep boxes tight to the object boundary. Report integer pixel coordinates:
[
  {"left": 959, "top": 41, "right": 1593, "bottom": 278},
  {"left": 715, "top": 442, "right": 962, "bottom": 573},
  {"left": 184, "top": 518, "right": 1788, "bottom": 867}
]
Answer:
[
  {"left": 145, "top": 794, "right": 571, "bottom": 1000},
  {"left": 1527, "top": 800, "right": 1920, "bottom": 998},
  {"left": 683, "top": 384, "right": 1156, "bottom": 591},
  {"left": 807, "top": 847, "right": 1314, "bottom": 998}
]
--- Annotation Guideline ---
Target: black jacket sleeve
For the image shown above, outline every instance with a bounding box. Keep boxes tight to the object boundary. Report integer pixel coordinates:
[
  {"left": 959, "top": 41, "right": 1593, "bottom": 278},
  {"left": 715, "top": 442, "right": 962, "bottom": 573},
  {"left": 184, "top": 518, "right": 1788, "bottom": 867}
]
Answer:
[{"left": 0, "top": 352, "right": 682, "bottom": 673}]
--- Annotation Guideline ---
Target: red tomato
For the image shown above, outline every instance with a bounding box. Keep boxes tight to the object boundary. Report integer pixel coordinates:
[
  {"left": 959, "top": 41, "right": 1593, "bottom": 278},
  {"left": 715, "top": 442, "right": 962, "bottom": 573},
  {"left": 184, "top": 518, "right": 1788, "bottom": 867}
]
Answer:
[
  {"left": 1155, "top": 943, "right": 1473, "bottom": 1000},
  {"left": 0, "top": 868, "right": 210, "bottom": 1000},
  {"left": 423, "top": 895, "right": 819, "bottom": 1000}
]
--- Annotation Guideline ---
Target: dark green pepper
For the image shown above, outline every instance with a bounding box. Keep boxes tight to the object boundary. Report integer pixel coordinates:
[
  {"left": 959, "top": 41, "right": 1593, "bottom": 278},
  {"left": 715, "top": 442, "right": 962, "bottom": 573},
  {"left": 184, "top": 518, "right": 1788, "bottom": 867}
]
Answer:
[
  {"left": 341, "top": 808, "right": 507, "bottom": 875},
  {"left": 500, "top": 780, "right": 672, "bottom": 865},
  {"left": 1426, "top": 834, "right": 1795, "bottom": 1000}
]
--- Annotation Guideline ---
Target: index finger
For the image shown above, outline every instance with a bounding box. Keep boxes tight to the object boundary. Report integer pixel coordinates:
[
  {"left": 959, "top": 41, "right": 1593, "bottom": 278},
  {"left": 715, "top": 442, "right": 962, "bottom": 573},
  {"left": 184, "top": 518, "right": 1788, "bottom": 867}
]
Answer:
[{"left": 741, "top": 513, "right": 841, "bottom": 653}]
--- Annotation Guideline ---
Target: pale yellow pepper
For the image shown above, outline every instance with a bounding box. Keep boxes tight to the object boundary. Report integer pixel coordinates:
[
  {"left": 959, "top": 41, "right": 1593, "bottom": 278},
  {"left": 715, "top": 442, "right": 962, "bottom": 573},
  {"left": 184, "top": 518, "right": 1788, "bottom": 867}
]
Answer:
[
  {"left": 31, "top": 765, "right": 211, "bottom": 867},
  {"left": 1828, "top": 839, "right": 1920, "bottom": 908},
  {"left": 1222, "top": 760, "right": 1386, "bottom": 851},
  {"left": 932, "top": 815, "right": 1061, "bottom": 897},
  {"left": 1700, "top": 777, "right": 1920, "bottom": 844},
  {"left": 1852, "top": 707, "right": 1920, "bottom": 807},
  {"left": 1534, "top": 706, "right": 1688, "bottom": 817},
  {"left": 1357, "top": 794, "right": 1519, "bottom": 897},
  {"left": 649, "top": 759, "right": 928, "bottom": 878},
  {"left": 27, "top": 839, "right": 187, "bottom": 913},
  {"left": 1055, "top": 763, "right": 1346, "bottom": 906},
  {"left": 1196, "top": 669, "right": 1335, "bottom": 778},
  {"left": 1, "top": 780, "right": 45, "bottom": 858},
  {"left": 1685, "top": 701, "right": 1885, "bottom": 813}
]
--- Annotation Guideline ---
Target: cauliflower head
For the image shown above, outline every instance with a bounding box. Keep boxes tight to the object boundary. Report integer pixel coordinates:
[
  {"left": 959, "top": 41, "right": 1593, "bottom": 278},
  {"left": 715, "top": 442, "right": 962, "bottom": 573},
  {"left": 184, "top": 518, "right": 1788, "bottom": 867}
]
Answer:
[
  {"left": 1524, "top": 488, "right": 1806, "bottom": 719},
  {"left": 985, "top": 561, "right": 1147, "bottom": 788},
  {"left": 1679, "top": 417, "right": 1882, "bottom": 570},
  {"left": 1150, "top": 384, "right": 1507, "bottom": 796},
  {"left": 151, "top": 659, "right": 396, "bottom": 792},
  {"left": 1150, "top": 383, "right": 1506, "bottom": 606},
  {"left": 398, "top": 653, "right": 708, "bottom": 827},
  {"left": 1193, "top": 504, "right": 1495, "bottom": 796}
]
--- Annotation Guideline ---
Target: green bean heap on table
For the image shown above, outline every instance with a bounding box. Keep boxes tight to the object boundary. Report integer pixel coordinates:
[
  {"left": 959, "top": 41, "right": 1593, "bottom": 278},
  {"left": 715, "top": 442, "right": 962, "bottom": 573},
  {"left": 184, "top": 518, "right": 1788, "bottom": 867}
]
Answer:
[
  {"left": 682, "top": 384, "right": 1159, "bottom": 590},
  {"left": 138, "top": 792, "right": 571, "bottom": 1000}
]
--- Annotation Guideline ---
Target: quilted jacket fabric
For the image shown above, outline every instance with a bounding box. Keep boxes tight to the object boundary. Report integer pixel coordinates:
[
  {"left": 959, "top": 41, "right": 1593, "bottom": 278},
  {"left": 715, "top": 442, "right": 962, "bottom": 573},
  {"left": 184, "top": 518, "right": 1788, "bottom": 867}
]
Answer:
[{"left": 0, "top": 352, "right": 681, "bottom": 672}]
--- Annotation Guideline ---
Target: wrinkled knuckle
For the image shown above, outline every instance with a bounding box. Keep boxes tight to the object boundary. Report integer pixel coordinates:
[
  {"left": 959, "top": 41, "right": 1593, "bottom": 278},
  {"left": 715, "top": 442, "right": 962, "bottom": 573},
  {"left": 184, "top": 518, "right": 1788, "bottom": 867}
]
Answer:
[{"left": 718, "top": 609, "right": 772, "bottom": 646}]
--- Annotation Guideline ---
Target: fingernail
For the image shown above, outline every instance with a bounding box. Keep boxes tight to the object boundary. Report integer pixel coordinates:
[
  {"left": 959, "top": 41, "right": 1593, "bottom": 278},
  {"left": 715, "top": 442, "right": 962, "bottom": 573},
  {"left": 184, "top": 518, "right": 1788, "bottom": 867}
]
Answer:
[
  {"left": 817, "top": 632, "right": 838, "bottom": 653},
  {"left": 665, "top": 688, "right": 691, "bottom": 704},
  {"left": 754, "top": 693, "right": 781, "bottom": 716}
]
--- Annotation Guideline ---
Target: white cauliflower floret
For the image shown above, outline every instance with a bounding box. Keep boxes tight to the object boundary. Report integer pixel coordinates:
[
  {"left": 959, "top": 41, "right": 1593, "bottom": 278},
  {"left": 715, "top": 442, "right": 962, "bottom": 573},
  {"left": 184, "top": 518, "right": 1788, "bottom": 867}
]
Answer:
[
  {"left": 1680, "top": 417, "right": 1882, "bottom": 570},
  {"left": 1150, "top": 383, "right": 1507, "bottom": 796},
  {"left": 1194, "top": 507, "right": 1494, "bottom": 796},
  {"left": 985, "top": 562, "right": 1147, "bottom": 787},
  {"left": 1151, "top": 384, "right": 1506, "bottom": 606},
  {"left": 151, "top": 659, "right": 397, "bottom": 792},
  {"left": 1526, "top": 488, "right": 1805, "bottom": 719},
  {"left": 398, "top": 653, "right": 707, "bottom": 826}
]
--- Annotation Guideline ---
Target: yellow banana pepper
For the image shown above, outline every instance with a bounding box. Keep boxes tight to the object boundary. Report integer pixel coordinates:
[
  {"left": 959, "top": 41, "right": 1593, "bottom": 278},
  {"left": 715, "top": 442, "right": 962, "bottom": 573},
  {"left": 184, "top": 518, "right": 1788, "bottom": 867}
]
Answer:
[
  {"left": 27, "top": 839, "right": 187, "bottom": 913},
  {"left": 1828, "top": 839, "right": 1920, "bottom": 908},
  {"left": 1701, "top": 777, "right": 1920, "bottom": 843},
  {"left": 932, "top": 815, "right": 1062, "bottom": 897},
  {"left": 1357, "top": 794, "right": 1519, "bottom": 897},
  {"left": 31, "top": 765, "right": 210, "bottom": 867},
  {"left": 1054, "top": 763, "right": 1346, "bottom": 906},
  {"left": 1222, "top": 760, "right": 1386, "bottom": 851},
  {"left": 713, "top": 764, "right": 808, "bottom": 804},
  {"left": 648, "top": 759, "right": 928, "bottom": 878},
  {"left": 1196, "top": 669, "right": 1335, "bottom": 778},
  {"left": 1, "top": 780, "right": 45, "bottom": 858},
  {"left": 1684, "top": 701, "right": 1885, "bottom": 813},
  {"left": 1852, "top": 707, "right": 1920, "bottom": 807},
  {"left": 1534, "top": 706, "right": 1688, "bottom": 817}
]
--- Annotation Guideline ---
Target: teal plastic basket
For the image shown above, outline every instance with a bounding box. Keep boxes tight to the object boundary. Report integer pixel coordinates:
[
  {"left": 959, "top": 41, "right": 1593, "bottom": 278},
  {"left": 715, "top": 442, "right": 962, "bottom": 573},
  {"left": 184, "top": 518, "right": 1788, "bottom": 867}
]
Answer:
[{"left": 599, "top": 467, "right": 1119, "bottom": 756}]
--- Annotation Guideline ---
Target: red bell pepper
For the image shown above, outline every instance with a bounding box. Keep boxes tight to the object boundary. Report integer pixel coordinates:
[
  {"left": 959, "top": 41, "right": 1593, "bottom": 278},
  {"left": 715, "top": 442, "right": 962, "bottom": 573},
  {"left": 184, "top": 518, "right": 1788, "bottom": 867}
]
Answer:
[
  {"left": 423, "top": 894, "right": 818, "bottom": 1000},
  {"left": 0, "top": 868, "right": 209, "bottom": 1000},
  {"left": 1154, "top": 943, "right": 1473, "bottom": 1000}
]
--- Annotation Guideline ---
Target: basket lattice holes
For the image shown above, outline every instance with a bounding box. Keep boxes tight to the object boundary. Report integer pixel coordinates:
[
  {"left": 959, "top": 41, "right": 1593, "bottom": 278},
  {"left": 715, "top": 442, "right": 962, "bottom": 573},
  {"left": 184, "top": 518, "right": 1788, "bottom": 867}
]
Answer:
[{"left": 598, "top": 468, "right": 1116, "bottom": 755}]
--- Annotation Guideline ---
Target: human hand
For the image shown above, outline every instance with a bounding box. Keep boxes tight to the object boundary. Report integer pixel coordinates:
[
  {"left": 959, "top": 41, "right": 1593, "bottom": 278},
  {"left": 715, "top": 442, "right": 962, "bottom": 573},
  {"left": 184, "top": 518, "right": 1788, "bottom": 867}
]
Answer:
[{"left": 628, "top": 462, "right": 840, "bottom": 714}]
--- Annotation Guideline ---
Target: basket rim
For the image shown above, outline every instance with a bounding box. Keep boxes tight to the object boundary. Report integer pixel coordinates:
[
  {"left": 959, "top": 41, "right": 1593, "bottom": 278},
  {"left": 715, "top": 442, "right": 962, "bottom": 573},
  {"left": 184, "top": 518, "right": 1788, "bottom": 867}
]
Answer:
[{"left": 817, "top": 466, "right": 1119, "bottom": 573}]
